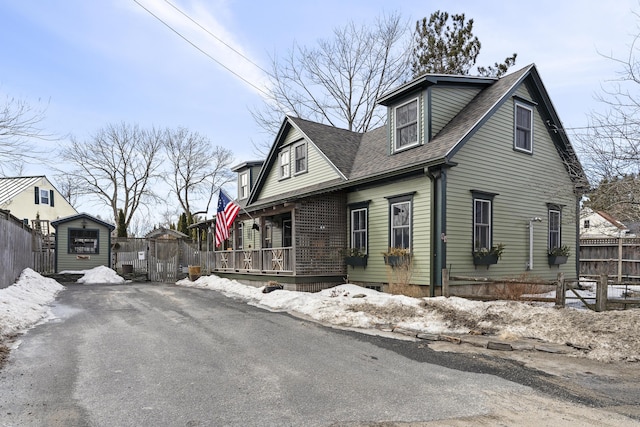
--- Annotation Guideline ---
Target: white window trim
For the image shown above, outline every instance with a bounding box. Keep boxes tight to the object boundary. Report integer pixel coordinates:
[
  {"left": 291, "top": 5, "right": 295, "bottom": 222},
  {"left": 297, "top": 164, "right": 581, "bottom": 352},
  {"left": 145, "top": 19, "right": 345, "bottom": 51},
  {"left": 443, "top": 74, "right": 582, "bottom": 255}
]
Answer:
[
  {"left": 548, "top": 209, "right": 561, "bottom": 250},
  {"left": 394, "top": 97, "right": 420, "bottom": 152},
  {"left": 351, "top": 207, "right": 368, "bottom": 253},
  {"left": 279, "top": 150, "right": 290, "bottom": 179},
  {"left": 514, "top": 102, "right": 533, "bottom": 154},
  {"left": 473, "top": 198, "right": 492, "bottom": 251},
  {"left": 240, "top": 172, "right": 249, "bottom": 200},
  {"left": 293, "top": 142, "right": 307, "bottom": 175},
  {"left": 390, "top": 200, "right": 412, "bottom": 250}
]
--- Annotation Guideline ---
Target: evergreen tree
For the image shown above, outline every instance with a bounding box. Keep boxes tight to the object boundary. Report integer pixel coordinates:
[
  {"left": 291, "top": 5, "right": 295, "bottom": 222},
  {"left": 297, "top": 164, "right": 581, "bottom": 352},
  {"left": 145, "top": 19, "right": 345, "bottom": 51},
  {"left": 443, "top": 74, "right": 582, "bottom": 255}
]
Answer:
[
  {"left": 116, "top": 209, "right": 127, "bottom": 237},
  {"left": 412, "top": 11, "right": 517, "bottom": 78}
]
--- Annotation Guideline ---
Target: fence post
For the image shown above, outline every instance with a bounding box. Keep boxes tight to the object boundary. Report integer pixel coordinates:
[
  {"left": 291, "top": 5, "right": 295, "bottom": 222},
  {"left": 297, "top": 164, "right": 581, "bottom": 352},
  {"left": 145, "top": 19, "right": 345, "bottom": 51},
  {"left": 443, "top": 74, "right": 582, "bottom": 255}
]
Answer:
[
  {"left": 555, "top": 272, "right": 565, "bottom": 307},
  {"left": 596, "top": 274, "right": 608, "bottom": 312},
  {"left": 442, "top": 268, "right": 449, "bottom": 297},
  {"left": 618, "top": 237, "right": 623, "bottom": 283}
]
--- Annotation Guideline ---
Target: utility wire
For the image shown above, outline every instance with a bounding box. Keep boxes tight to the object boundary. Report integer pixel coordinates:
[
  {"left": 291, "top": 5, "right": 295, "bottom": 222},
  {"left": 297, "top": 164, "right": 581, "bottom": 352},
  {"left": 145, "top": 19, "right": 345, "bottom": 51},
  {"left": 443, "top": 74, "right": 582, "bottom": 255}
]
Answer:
[
  {"left": 162, "top": 0, "right": 273, "bottom": 77},
  {"left": 132, "top": 0, "right": 271, "bottom": 98}
]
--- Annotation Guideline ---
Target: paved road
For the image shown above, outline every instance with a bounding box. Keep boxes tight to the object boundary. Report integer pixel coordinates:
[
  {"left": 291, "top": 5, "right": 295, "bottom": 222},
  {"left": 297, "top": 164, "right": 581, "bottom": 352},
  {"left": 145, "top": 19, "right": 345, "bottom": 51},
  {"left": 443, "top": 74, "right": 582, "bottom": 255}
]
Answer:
[{"left": 0, "top": 283, "right": 637, "bottom": 426}]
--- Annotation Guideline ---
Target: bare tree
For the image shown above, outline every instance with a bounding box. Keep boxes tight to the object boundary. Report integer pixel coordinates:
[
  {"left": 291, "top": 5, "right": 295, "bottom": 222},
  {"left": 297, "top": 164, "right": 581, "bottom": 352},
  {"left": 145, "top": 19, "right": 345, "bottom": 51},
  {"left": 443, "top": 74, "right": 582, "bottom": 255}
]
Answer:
[
  {"left": 52, "top": 173, "right": 83, "bottom": 208},
  {"left": 251, "top": 12, "right": 411, "bottom": 153},
  {"left": 163, "top": 127, "right": 234, "bottom": 217},
  {"left": 59, "top": 122, "right": 164, "bottom": 229},
  {"left": 575, "top": 25, "right": 640, "bottom": 220},
  {"left": 0, "top": 96, "right": 51, "bottom": 176}
]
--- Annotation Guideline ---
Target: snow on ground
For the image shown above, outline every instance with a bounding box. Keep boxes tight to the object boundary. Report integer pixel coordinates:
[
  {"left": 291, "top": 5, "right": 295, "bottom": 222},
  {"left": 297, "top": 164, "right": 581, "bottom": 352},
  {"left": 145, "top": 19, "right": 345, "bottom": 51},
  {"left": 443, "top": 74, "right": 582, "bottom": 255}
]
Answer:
[
  {"left": 177, "top": 275, "right": 640, "bottom": 363},
  {"left": 1, "top": 268, "right": 639, "bottom": 363},
  {"left": 0, "top": 268, "right": 64, "bottom": 339}
]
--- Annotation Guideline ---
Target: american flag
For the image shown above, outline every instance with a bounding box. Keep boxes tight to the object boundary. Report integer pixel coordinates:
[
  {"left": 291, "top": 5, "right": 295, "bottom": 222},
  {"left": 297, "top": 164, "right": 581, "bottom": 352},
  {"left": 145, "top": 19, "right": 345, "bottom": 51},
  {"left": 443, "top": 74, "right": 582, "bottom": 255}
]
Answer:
[{"left": 215, "top": 190, "right": 240, "bottom": 247}]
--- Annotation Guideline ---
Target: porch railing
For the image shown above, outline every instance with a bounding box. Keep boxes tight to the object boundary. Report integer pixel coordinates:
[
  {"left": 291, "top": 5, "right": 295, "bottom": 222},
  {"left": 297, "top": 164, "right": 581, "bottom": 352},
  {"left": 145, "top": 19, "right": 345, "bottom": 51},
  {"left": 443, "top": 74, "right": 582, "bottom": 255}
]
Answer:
[{"left": 214, "top": 247, "right": 293, "bottom": 274}]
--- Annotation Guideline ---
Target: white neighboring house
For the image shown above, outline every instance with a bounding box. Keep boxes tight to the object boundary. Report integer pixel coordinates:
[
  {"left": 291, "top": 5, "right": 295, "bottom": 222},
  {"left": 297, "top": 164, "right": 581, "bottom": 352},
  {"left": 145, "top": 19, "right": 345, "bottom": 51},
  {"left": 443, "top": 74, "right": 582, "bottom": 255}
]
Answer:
[
  {"left": 580, "top": 207, "right": 630, "bottom": 238},
  {"left": 0, "top": 176, "right": 77, "bottom": 232}
]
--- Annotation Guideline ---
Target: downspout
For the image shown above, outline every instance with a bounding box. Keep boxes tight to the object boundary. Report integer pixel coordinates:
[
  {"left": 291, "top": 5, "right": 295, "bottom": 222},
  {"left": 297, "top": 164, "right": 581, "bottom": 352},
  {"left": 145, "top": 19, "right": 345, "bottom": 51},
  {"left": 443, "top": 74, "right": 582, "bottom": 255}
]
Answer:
[
  {"left": 427, "top": 166, "right": 446, "bottom": 297},
  {"left": 528, "top": 217, "right": 542, "bottom": 270}
]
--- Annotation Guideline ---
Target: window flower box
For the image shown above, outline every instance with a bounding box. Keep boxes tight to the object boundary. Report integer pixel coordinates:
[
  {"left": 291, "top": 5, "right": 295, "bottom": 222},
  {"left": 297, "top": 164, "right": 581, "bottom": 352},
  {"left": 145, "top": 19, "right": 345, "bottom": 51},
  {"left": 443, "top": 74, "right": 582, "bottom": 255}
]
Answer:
[
  {"left": 548, "top": 244, "right": 570, "bottom": 266},
  {"left": 345, "top": 255, "right": 368, "bottom": 267},
  {"left": 548, "top": 255, "right": 568, "bottom": 265},
  {"left": 473, "top": 243, "right": 504, "bottom": 267},
  {"left": 382, "top": 248, "right": 411, "bottom": 268}
]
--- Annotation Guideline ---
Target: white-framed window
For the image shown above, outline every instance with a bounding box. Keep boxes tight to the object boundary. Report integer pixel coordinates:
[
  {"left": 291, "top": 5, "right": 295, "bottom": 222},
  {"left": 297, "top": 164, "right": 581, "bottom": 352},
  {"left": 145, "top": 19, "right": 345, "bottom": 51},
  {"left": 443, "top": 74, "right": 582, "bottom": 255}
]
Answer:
[
  {"left": 240, "top": 172, "right": 249, "bottom": 199},
  {"left": 351, "top": 208, "right": 367, "bottom": 253},
  {"left": 394, "top": 98, "right": 419, "bottom": 151},
  {"left": 472, "top": 193, "right": 495, "bottom": 252},
  {"left": 549, "top": 208, "right": 561, "bottom": 251},
  {"left": 390, "top": 200, "right": 411, "bottom": 249},
  {"left": 514, "top": 102, "right": 533, "bottom": 153},
  {"left": 279, "top": 150, "right": 290, "bottom": 179},
  {"left": 40, "top": 189, "right": 49, "bottom": 205},
  {"left": 294, "top": 142, "right": 307, "bottom": 174},
  {"left": 236, "top": 223, "right": 243, "bottom": 249}
]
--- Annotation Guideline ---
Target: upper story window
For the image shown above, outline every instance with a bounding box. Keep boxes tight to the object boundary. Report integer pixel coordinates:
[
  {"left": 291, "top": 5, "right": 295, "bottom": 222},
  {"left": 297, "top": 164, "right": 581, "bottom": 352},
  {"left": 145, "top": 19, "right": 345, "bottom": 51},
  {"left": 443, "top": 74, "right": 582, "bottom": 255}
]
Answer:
[
  {"left": 294, "top": 142, "right": 307, "bottom": 174},
  {"left": 394, "top": 98, "right": 419, "bottom": 151},
  {"left": 279, "top": 150, "right": 290, "bottom": 179},
  {"left": 583, "top": 219, "right": 590, "bottom": 229},
  {"left": 514, "top": 102, "right": 533, "bottom": 153},
  {"left": 69, "top": 228, "right": 99, "bottom": 254},
  {"left": 236, "top": 223, "right": 244, "bottom": 249},
  {"left": 34, "top": 187, "right": 54, "bottom": 206},
  {"left": 240, "top": 172, "right": 249, "bottom": 199}
]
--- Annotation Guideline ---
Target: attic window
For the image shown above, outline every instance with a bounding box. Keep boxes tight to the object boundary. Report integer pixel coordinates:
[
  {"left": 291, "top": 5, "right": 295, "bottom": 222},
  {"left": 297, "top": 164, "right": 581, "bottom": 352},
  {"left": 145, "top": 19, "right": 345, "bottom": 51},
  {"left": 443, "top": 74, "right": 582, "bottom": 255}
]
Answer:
[
  {"left": 394, "top": 98, "right": 419, "bottom": 151},
  {"left": 514, "top": 102, "right": 533, "bottom": 153},
  {"left": 279, "top": 150, "right": 290, "bottom": 179}
]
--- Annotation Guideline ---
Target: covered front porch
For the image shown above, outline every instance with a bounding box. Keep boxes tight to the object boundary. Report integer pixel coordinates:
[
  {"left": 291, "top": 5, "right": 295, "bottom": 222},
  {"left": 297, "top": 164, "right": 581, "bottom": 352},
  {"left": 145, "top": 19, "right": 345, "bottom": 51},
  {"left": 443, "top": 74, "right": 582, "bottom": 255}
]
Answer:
[{"left": 213, "top": 193, "right": 348, "bottom": 291}]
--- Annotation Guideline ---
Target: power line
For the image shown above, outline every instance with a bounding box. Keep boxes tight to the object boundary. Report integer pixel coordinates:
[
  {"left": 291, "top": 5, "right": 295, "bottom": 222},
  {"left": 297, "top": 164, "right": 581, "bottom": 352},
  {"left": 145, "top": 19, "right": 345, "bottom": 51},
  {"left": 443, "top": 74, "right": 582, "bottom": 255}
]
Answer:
[
  {"left": 132, "top": 0, "right": 271, "bottom": 98},
  {"left": 162, "top": 0, "right": 273, "bottom": 77}
]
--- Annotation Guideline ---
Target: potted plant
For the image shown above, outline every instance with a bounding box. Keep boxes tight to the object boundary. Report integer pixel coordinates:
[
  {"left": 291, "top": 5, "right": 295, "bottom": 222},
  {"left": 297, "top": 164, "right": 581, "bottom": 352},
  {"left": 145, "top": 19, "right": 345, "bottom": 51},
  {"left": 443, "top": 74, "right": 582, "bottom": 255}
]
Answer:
[
  {"left": 341, "top": 248, "right": 368, "bottom": 267},
  {"left": 473, "top": 243, "right": 505, "bottom": 266},
  {"left": 548, "top": 244, "right": 570, "bottom": 265},
  {"left": 382, "top": 247, "right": 411, "bottom": 267}
]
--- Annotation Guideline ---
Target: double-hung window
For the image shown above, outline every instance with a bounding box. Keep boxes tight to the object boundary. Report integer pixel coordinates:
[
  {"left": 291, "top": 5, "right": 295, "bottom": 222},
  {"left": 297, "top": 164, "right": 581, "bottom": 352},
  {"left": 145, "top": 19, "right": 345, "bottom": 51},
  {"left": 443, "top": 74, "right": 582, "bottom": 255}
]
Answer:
[
  {"left": 389, "top": 196, "right": 412, "bottom": 250},
  {"left": 394, "top": 98, "right": 419, "bottom": 151},
  {"left": 351, "top": 208, "right": 367, "bottom": 253},
  {"left": 279, "top": 150, "right": 290, "bottom": 179},
  {"left": 472, "top": 191, "right": 496, "bottom": 252},
  {"left": 514, "top": 102, "right": 533, "bottom": 153},
  {"left": 240, "top": 172, "right": 249, "bottom": 199},
  {"left": 294, "top": 142, "right": 307, "bottom": 174},
  {"left": 236, "top": 223, "right": 244, "bottom": 249},
  {"left": 548, "top": 206, "right": 561, "bottom": 251}
]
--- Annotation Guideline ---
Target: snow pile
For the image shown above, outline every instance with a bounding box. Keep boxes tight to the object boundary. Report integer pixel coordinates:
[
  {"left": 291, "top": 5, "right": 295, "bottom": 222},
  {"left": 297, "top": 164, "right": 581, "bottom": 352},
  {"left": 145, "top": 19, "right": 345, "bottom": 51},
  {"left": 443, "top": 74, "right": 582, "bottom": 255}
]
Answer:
[
  {"left": 60, "top": 266, "right": 126, "bottom": 284},
  {"left": 76, "top": 266, "right": 125, "bottom": 284},
  {"left": 178, "top": 275, "right": 640, "bottom": 363},
  {"left": 0, "top": 268, "right": 64, "bottom": 339}
]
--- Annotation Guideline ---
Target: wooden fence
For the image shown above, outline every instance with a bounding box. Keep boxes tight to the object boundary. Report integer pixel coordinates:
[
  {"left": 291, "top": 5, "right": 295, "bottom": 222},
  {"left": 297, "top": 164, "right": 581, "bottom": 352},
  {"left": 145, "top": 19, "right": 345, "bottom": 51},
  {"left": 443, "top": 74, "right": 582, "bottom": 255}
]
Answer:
[
  {"left": 580, "top": 237, "right": 640, "bottom": 282},
  {"left": 0, "top": 210, "right": 53, "bottom": 289}
]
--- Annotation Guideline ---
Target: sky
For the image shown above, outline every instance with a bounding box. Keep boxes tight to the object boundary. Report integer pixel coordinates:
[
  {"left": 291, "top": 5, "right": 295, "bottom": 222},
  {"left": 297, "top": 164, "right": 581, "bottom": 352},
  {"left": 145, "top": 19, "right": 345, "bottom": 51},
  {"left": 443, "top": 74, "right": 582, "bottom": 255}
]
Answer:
[
  {"left": 2, "top": 266, "right": 639, "bottom": 366},
  {"left": 1, "top": 0, "right": 639, "bottom": 221}
]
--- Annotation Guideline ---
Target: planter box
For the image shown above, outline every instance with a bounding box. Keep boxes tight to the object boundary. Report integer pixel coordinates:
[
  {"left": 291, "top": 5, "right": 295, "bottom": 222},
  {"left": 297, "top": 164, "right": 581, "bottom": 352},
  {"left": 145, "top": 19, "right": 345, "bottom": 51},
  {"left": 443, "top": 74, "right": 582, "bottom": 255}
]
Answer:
[
  {"left": 548, "top": 255, "right": 568, "bottom": 265},
  {"left": 345, "top": 255, "right": 368, "bottom": 267},
  {"left": 473, "top": 253, "right": 498, "bottom": 266},
  {"left": 383, "top": 255, "right": 410, "bottom": 267}
]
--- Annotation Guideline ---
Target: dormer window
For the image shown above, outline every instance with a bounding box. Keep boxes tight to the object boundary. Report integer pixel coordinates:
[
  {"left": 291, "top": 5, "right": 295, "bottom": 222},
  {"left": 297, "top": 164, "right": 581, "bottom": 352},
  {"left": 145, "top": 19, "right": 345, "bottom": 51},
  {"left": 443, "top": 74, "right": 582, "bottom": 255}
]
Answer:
[
  {"left": 240, "top": 172, "right": 249, "bottom": 199},
  {"left": 394, "top": 98, "right": 419, "bottom": 151}
]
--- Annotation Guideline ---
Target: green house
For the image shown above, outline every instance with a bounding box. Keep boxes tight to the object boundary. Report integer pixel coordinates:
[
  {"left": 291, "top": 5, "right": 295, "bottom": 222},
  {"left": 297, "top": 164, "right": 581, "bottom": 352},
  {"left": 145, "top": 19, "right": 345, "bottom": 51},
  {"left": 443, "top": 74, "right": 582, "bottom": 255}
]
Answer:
[
  {"left": 218, "top": 64, "right": 588, "bottom": 295},
  {"left": 51, "top": 213, "right": 115, "bottom": 273}
]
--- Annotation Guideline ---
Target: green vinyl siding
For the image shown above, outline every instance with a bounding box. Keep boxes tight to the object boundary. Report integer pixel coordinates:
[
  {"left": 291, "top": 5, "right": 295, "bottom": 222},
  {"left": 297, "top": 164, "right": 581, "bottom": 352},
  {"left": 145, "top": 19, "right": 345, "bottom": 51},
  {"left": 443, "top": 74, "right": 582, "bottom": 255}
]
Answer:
[
  {"left": 346, "top": 176, "right": 431, "bottom": 285},
  {"left": 445, "top": 84, "right": 577, "bottom": 280},
  {"left": 430, "top": 87, "right": 481, "bottom": 138},
  {"left": 55, "top": 218, "right": 111, "bottom": 272},
  {"left": 259, "top": 138, "right": 342, "bottom": 201}
]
